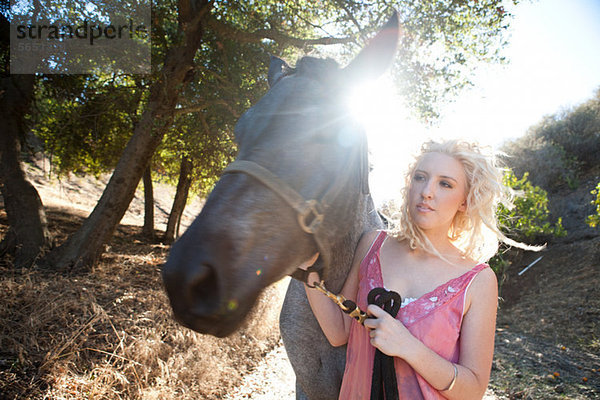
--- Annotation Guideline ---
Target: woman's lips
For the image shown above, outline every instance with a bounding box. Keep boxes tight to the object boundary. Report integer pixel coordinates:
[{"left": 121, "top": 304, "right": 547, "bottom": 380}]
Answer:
[{"left": 416, "top": 203, "right": 434, "bottom": 212}]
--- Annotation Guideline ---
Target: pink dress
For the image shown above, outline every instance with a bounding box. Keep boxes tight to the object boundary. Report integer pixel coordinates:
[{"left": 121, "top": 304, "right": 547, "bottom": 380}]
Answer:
[{"left": 339, "top": 231, "right": 489, "bottom": 399}]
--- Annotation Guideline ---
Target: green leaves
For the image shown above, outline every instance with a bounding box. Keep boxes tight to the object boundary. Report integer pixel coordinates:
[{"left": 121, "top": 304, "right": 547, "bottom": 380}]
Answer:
[
  {"left": 490, "top": 169, "right": 565, "bottom": 280},
  {"left": 207, "top": 0, "right": 517, "bottom": 121},
  {"left": 32, "top": 74, "right": 143, "bottom": 178},
  {"left": 586, "top": 182, "right": 600, "bottom": 228},
  {"left": 27, "top": 0, "right": 520, "bottom": 196},
  {"left": 386, "top": 0, "right": 514, "bottom": 120},
  {"left": 497, "top": 170, "right": 566, "bottom": 241}
]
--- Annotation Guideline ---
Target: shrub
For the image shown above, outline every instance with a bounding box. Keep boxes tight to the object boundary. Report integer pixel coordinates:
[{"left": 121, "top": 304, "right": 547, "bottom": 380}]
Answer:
[
  {"left": 501, "top": 133, "right": 578, "bottom": 192},
  {"left": 586, "top": 182, "right": 600, "bottom": 228},
  {"left": 548, "top": 100, "right": 600, "bottom": 169},
  {"left": 489, "top": 169, "right": 566, "bottom": 283},
  {"left": 501, "top": 88, "right": 600, "bottom": 192},
  {"left": 497, "top": 170, "right": 566, "bottom": 241}
]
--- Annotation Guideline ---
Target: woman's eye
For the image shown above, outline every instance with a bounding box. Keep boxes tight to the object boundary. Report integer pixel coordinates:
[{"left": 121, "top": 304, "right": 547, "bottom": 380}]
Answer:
[
  {"left": 441, "top": 181, "right": 453, "bottom": 188},
  {"left": 413, "top": 174, "right": 425, "bottom": 181}
]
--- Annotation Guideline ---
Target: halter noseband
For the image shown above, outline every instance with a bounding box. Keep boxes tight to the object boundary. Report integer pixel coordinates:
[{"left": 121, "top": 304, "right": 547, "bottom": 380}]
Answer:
[{"left": 222, "top": 136, "right": 368, "bottom": 282}]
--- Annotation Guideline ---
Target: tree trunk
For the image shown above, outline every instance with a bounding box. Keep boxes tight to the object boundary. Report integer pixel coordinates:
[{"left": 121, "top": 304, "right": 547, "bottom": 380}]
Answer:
[
  {"left": 0, "top": 74, "right": 51, "bottom": 267},
  {"left": 43, "top": 1, "right": 211, "bottom": 271},
  {"left": 142, "top": 165, "right": 155, "bottom": 239},
  {"left": 163, "top": 156, "right": 192, "bottom": 243}
]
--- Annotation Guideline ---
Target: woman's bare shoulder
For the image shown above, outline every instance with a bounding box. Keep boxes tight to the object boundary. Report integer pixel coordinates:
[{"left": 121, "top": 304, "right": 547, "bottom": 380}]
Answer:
[
  {"left": 352, "top": 230, "right": 383, "bottom": 265},
  {"left": 340, "top": 231, "right": 383, "bottom": 298},
  {"left": 473, "top": 264, "right": 497, "bottom": 286},
  {"left": 356, "top": 230, "right": 382, "bottom": 254},
  {"left": 468, "top": 266, "right": 498, "bottom": 304}
]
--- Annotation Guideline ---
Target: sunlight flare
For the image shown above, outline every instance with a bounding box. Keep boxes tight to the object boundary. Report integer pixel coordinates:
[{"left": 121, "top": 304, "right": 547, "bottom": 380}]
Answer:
[{"left": 347, "top": 76, "right": 425, "bottom": 206}]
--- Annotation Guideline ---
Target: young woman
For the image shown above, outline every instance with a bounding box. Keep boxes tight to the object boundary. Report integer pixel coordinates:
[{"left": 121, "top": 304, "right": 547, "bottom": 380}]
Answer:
[{"left": 299, "top": 140, "right": 533, "bottom": 399}]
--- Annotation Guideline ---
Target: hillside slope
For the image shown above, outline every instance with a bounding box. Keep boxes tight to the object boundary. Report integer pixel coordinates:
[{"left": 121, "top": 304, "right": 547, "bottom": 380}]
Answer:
[
  {"left": 490, "top": 170, "right": 600, "bottom": 399},
  {"left": 19, "top": 156, "right": 205, "bottom": 232}
]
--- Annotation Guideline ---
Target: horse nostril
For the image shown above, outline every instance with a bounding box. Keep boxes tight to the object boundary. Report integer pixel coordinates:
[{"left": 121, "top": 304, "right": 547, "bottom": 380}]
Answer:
[{"left": 186, "top": 264, "right": 220, "bottom": 317}]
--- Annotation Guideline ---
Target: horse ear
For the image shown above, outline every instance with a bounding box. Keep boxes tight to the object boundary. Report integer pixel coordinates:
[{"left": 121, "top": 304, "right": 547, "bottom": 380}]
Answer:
[
  {"left": 342, "top": 11, "right": 399, "bottom": 82},
  {"left": 268, "top": 55, "right": 290, "bottom": 87}
]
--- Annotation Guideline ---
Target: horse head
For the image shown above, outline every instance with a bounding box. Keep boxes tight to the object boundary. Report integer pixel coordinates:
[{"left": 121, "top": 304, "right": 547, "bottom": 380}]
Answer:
[{"left": 163, "top": 13, "right": 399, "bottom": 338}]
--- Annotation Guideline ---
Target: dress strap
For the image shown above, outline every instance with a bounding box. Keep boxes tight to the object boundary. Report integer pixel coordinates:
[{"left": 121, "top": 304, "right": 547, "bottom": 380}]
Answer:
[
  {"left": 464, "top": 263, "right": 490, "bottom": 289},
  {"left": 373, "top": 230, "right": 387, "bottom": 249},
  {"left": 368, "top": 231, "right": 387, "bottom": 258},
  {"left": 460, "top": 263, "right": 490, "bottom": 320},
  {"left": 471, "top": 263, "right": 488, "bottom": 274},
  {"left": 359, "top": 231, "right": 387, "bottom": 268}
]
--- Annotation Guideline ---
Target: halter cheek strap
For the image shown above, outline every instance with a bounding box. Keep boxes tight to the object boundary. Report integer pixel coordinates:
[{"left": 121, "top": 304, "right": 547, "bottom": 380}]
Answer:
[
  {"left": 221, "top": 132, "right": 368, "bottom": 282},
  {"left": 223, "top": 160, "right": 326, "bottom": 235},
  {"left": 222, "top": 159, "right": 331, "bottom": 280}
]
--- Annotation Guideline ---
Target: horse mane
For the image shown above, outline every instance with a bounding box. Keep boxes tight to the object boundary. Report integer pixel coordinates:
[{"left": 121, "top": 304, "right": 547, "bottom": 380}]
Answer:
[{"left": 293, "top": 56, "right": 340, "bottom": 82}]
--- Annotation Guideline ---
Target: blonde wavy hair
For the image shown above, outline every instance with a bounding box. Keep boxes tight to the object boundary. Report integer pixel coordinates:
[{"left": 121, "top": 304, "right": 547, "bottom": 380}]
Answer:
[{"left": 386, "top": 139, "right": 538, "bottom": 262}]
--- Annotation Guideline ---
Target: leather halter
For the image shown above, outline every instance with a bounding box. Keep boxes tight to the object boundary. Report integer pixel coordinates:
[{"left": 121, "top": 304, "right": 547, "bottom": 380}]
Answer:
[{"left": 222, "top": 135, "right": 369, "bottom": 282}]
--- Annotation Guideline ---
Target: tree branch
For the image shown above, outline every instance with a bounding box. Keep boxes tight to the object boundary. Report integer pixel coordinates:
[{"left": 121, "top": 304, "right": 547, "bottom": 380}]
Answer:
[
  {"left": 205, "top": 16, "right": 354, "bottom": 48},
  {"left": 333, "top": 0, "right": 367, "bottom": 42},
  {"left": 175, "top": 99, "right": 239, "bottom": 118},
  {"left": 175, "top": 103, "right": 207, "bottom": 116}
]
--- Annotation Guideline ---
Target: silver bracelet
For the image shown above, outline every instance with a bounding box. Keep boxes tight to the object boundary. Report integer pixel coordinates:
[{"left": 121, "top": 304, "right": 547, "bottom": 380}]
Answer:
[{"left": 442, "top": 363, "right": 458, "bottom": 392}]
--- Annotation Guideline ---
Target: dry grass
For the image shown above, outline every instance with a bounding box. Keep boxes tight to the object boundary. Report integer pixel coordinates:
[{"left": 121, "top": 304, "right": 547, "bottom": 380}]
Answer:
[{"left": 0, "top": 209, "right": 286, "bottom": 400}]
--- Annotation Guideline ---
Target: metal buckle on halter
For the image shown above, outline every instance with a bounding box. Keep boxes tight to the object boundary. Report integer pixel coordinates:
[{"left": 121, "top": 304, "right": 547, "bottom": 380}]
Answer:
[{"left": 298, "top": 200, "right": 324, "bottom": 234}]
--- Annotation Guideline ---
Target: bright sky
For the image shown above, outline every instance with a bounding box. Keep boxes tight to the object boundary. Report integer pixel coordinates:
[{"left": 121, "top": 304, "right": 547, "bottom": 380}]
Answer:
[{"left": 355, "top": 0, "right": 600, "bottom": 206}]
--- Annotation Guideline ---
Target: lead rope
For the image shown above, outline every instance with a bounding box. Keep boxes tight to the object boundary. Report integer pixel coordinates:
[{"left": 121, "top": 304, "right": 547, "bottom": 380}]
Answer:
[
  {"left": 367, "top": 288, "right": 401, "bottom": 400},
  {"left": 312, "top": 280, "right": 369, "bottom": 324},
  {"left": 311, "top": 281, "right": 402, "bottom": 399}
]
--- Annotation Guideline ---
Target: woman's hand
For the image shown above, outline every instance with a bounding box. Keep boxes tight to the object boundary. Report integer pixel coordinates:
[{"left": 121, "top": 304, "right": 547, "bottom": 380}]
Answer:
[
  {"left": 363, "top": 304, "right": 416, "bottom": 359},
  {"left": 297, "top": 252, "right": 320, "bottom": 287},
  {"left": 300, "top": 231, "right": 378, "bottom": 348}
]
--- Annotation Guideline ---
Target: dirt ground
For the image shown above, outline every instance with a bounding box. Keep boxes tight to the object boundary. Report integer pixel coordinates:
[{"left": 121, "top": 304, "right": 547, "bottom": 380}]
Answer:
[
  {"left": 222, "top": 339, "right": 499, "bottom": 400},
  {"left": 489, "top": 236, "right": 600, "bottom": 399},
  {"left": 1, "top": 160, "right": 599, "bottom": 399}
]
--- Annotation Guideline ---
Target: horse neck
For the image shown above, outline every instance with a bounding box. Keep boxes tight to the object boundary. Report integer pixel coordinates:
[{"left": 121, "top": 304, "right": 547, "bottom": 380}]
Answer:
[{"left": 324, "top": 194, "right": 382, "bottom": 293}]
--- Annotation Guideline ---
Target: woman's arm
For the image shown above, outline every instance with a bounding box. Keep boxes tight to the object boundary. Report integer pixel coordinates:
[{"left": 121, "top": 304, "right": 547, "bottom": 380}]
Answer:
[
  {"left": 302, "top": 230, "right": 380, "bottom": 347},
  {"left": 365, "top": 267, "right": 498, "bottom": 400}
]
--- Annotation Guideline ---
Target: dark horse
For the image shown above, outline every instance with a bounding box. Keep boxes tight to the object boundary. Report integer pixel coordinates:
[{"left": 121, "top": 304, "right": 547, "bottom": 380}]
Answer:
[{"left": 163, "top": 14, "right": 399, "bottom": 399}]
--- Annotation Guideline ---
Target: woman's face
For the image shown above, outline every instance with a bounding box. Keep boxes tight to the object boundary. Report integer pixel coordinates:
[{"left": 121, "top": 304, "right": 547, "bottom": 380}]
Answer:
[{"left": 408, "top": 152, "right": 468, "bottom": 236}]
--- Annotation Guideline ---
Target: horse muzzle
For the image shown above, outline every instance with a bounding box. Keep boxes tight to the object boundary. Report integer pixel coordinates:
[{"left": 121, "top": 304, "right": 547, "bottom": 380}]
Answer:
[{"left": 162, "top": 242, "right": 256, "bottom": 337}]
